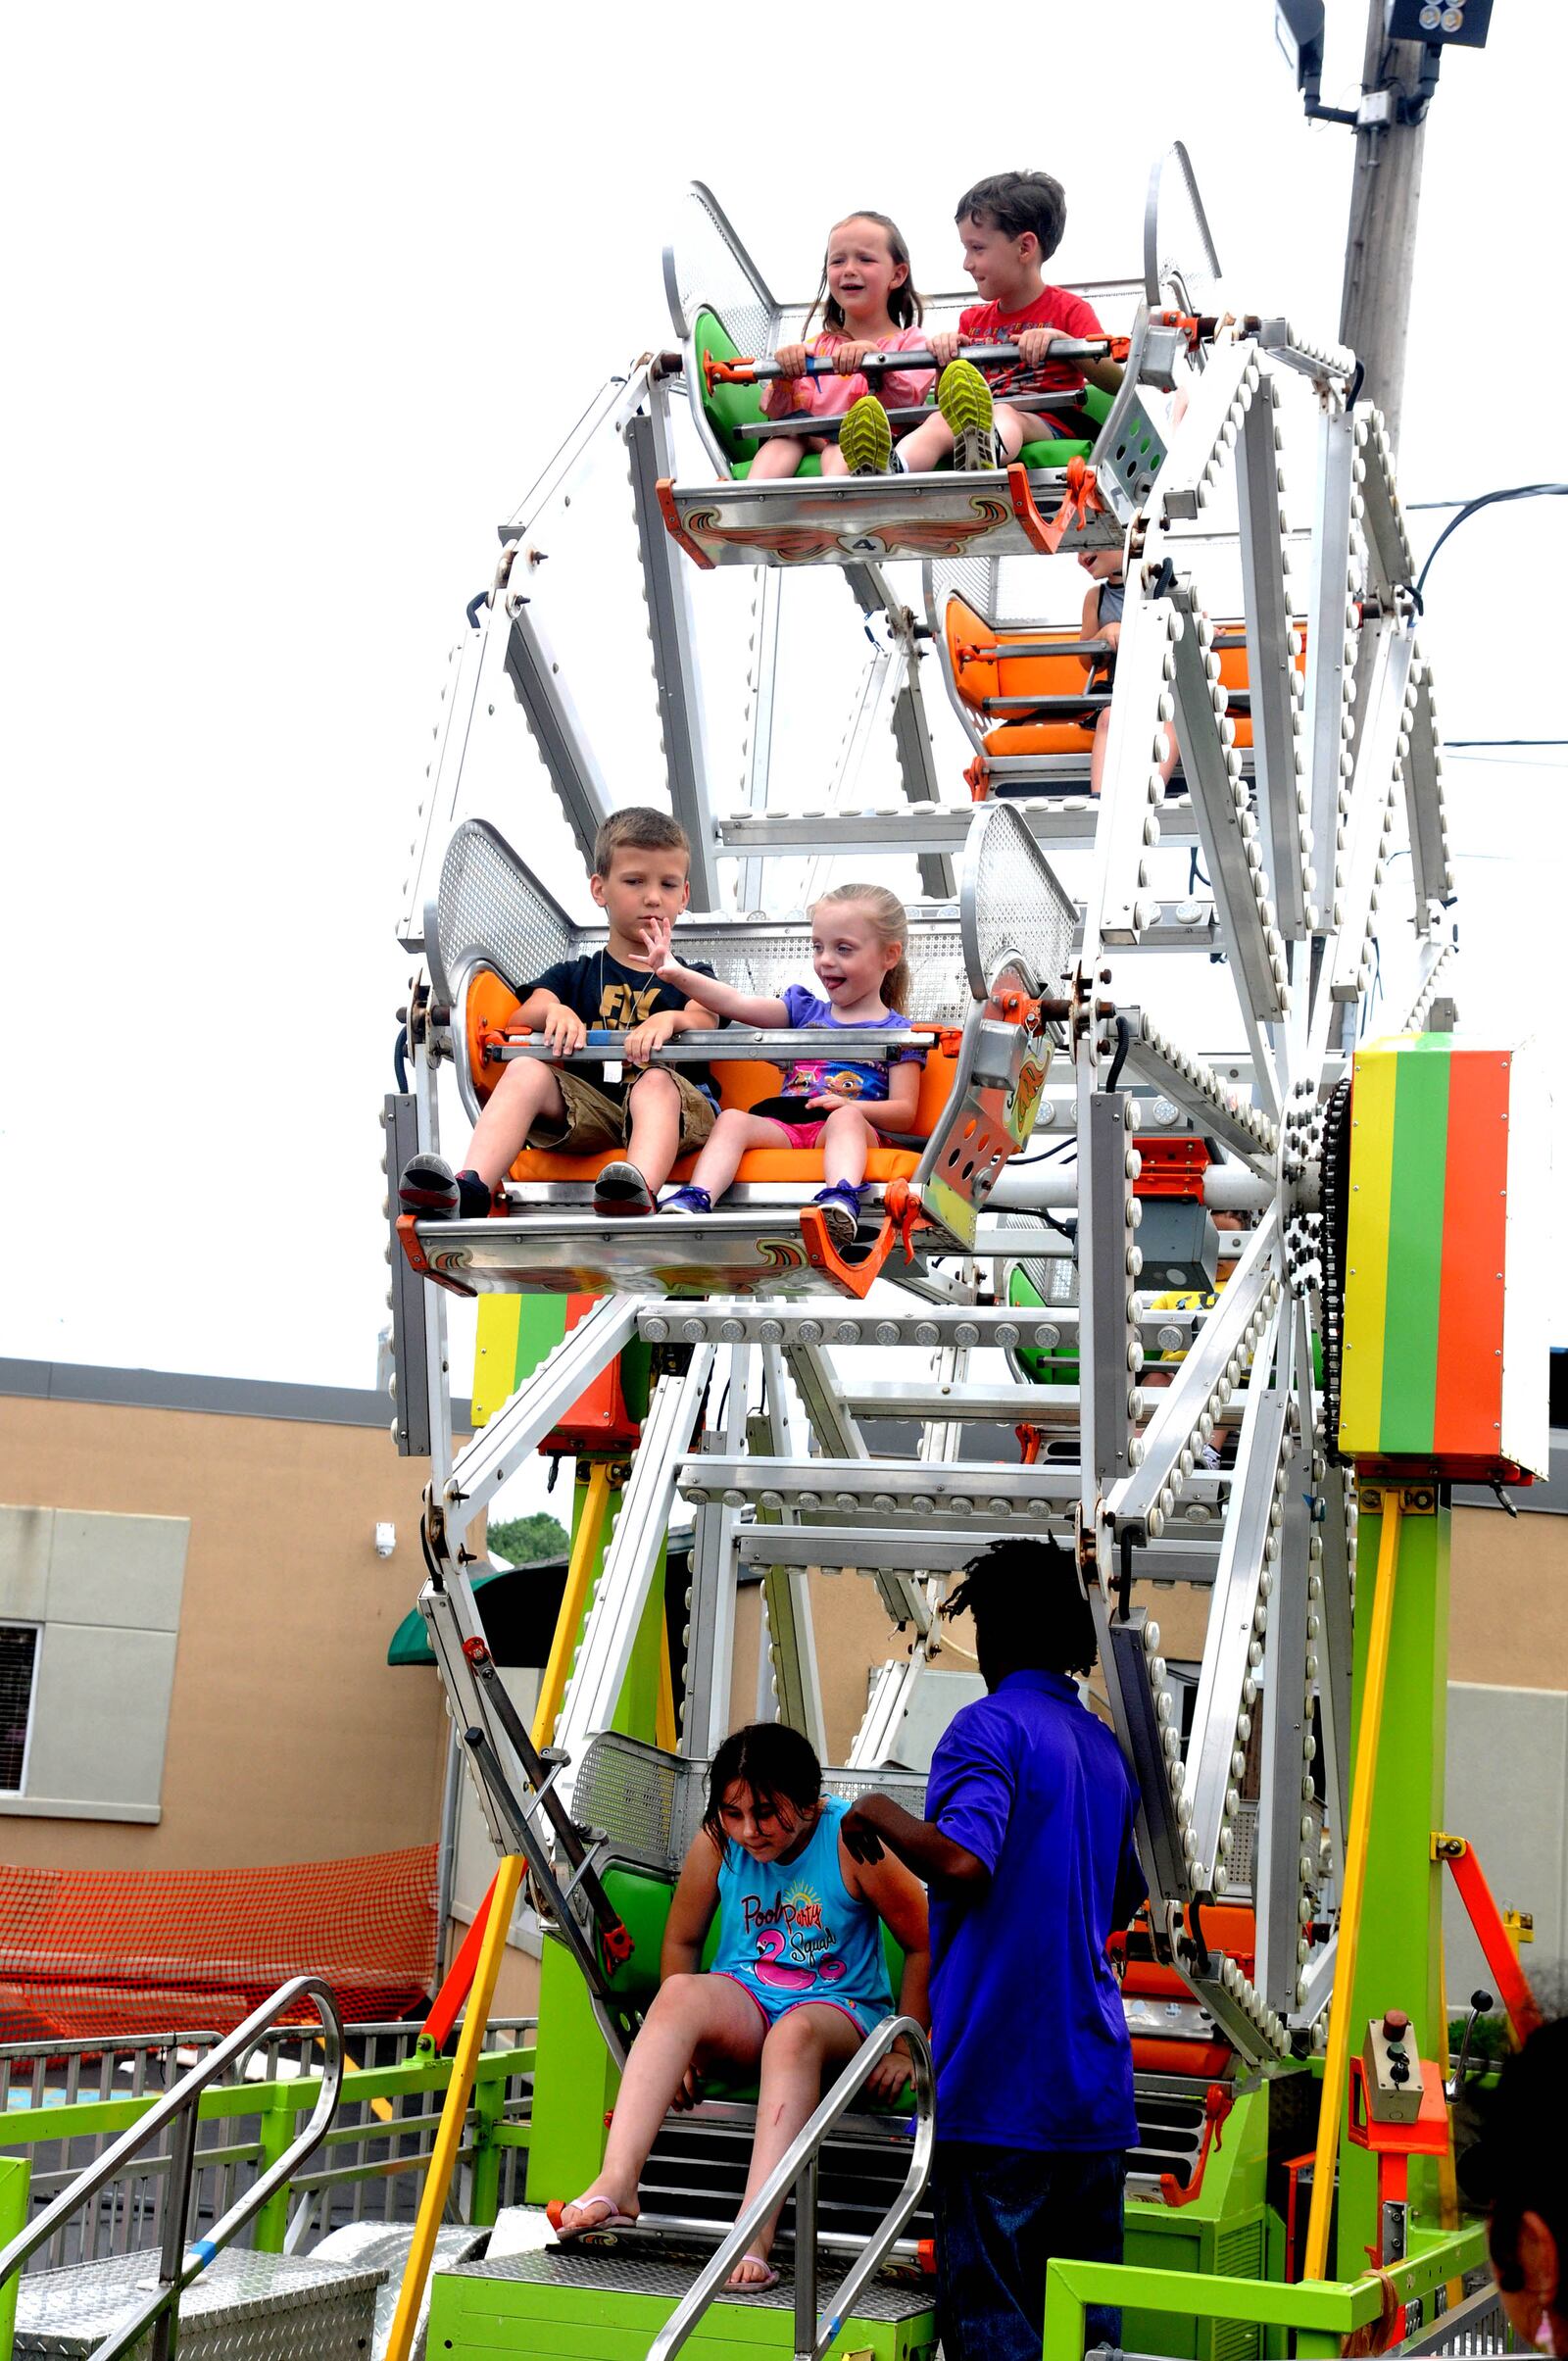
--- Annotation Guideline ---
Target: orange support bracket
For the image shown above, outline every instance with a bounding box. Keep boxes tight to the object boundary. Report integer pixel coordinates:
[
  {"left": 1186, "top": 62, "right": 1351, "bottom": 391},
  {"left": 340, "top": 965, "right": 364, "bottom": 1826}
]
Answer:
[
  {"left": 1159, "top": 2082, "right": 1234, "bottom": 2208},
  {"left": 396, "top": 1211, "right": 477, "bottom": 1299},
  {"left": 1434, "top": 1833, "right": 1544, "bottom": 2044},
  {"left": 1347, "top": 2056, "right": 1449, "bottom": 2271},
  {"left": 704, "top": 353, "right": 756, "bottom": 392},
  {"left": 800, "top": 1178, "right": 933, "bottom": 1301},
  {"left": 418, "top": 1871, "right": 499, "bottom": 2053},
  {"left": 656, "top": 478, "right": 714, "bottom": 570},
  {"left": 1008, "top": 456, "right": 1104, "bottom": 556}
]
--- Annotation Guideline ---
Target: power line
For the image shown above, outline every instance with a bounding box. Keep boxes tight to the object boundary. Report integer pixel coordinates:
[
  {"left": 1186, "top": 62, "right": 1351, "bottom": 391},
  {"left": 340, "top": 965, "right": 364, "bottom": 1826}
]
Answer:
[{"left": 1413, "top": 483, "right": 1568, "bottom": 604}]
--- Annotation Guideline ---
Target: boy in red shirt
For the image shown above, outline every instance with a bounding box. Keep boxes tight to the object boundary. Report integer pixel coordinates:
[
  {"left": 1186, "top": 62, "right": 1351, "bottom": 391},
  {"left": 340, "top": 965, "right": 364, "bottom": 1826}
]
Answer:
[{"left": 840, "top": 171, "right": 1120, "bottom": 475}]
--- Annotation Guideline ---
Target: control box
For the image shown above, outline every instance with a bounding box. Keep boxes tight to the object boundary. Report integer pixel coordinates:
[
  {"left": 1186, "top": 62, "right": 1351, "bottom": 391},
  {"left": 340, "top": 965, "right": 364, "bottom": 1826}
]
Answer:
[{"left": 1362, "top": 2008, "right": 1424, "bottom": 2125}]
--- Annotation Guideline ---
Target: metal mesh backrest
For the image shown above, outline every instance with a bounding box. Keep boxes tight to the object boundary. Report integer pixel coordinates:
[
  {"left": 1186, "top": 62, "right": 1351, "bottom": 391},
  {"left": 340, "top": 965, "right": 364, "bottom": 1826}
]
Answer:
[
  {"left": 670, "top": 919, "right": 970, "bottom": 1025},
  {"left": 928, "top": 554, "right": 1102, "bottom": 634},
  {"left": 960, "top": 802, "right": 1080, "bottom": 999},
  {"left": 1144, "top": 142, "right": 1223, "bottom": 318},
  {"left": 435, "top": 819, "right": 576, "bottom": 999},
  {"left": 927, "top": 557, "right": 1001, "bottom": 627},
  {"left": 573, "top": 1733, "right": 930, "bottom": 1879},
  {"left": 663, "top": 184, "right": 781, "bottom": 355},
  {"left": 434, "top": 822, "right": 973, "bottom": 1021},
  {"left": 665, "top": 181, "right": 1135, "bottom": 368}
]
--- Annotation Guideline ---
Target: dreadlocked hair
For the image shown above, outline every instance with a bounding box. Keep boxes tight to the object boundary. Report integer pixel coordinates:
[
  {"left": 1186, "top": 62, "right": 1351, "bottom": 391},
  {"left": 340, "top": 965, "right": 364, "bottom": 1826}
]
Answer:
[
  {"left": 809, "top": 881, "right": 912, "bottom": 1013},
  {"left": 943, "top": 1537, "right": 1098, "bottom": 1677}
]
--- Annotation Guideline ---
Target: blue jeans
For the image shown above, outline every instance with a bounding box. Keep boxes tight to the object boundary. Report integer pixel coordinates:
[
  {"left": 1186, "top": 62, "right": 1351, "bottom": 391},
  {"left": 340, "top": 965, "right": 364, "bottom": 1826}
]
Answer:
[{"left": 932, "top": 2141, "right": 1126, "bottom": 2361}]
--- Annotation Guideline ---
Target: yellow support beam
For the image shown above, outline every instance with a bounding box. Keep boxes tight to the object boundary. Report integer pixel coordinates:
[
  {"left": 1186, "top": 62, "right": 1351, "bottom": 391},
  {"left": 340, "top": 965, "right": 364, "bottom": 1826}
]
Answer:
[
  {"left": 383, "top": 1852, "right": 525, "bottom": 2361},
  {"left": 1302, "top": 1493, "right": 1402, "bottom": 2281},
  {"left": 532, "top": 1461, "right": 613, "bottom": 1750}
]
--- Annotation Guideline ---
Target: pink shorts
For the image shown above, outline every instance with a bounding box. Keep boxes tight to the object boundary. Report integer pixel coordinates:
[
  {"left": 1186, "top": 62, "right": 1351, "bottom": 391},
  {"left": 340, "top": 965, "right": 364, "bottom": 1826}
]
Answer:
[{"left": 768, "top": 1116, "right": 829, "bottom": 1151}]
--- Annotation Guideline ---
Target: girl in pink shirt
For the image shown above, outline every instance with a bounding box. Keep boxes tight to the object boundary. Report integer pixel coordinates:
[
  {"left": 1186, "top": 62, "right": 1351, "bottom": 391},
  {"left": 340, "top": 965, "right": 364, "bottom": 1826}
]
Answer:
[{"left": 750, "top": 211, "right": 933, "bottom": 480}]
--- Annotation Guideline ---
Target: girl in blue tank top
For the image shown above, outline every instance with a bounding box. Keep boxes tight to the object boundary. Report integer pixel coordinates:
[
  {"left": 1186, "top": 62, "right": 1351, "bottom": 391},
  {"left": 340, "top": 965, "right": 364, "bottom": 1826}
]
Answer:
[{"left": 551, "top": 1724, "right": 929, "bottom": 2292}]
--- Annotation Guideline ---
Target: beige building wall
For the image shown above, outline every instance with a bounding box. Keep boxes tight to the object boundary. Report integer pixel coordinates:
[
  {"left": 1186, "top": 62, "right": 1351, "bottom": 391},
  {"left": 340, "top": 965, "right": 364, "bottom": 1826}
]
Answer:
[
  {"left": 5, "top": 1357, "right": 1559, "bottom": 2016},
  {"left": 0, "top": 1394, "right": 448, "bottom": 1869}
]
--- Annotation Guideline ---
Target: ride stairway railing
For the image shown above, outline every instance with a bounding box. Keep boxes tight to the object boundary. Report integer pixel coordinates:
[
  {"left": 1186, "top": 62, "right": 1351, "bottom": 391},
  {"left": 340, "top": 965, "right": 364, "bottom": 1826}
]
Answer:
[
  {"left": 0, "top": 1978, "right": 344, "bottom": 2361},
  {"left": 645, "top": 2014, "right": 935, "bottom": 2361}
]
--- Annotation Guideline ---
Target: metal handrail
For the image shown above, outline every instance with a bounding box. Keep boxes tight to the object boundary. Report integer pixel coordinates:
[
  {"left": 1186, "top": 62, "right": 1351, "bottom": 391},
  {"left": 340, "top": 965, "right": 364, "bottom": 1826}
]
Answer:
[
  {"left": 0, "top": 1976, "right": 345, "bottom": 2361},
  {"left": 647, "top": 2013, "right": 935, "bottom": 2361}
]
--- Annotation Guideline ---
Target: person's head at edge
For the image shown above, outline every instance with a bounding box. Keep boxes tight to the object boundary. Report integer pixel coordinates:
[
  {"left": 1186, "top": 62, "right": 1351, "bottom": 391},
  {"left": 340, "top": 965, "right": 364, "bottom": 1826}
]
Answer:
[
  {"left": 942, "top": 1536, "right": 1097, "bottom": 1693},
  {"left": 1461, "top": 2016, "right": 1568, "bottom": 2354}
]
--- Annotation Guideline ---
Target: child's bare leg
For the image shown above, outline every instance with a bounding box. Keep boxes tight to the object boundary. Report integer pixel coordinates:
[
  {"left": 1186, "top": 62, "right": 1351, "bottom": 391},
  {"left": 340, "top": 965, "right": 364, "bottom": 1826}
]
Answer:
[
  {"left": 1090, "top": 704, "right": 1176, "bottom": 797},
  {"left": 992, "top": 403, "right": 1031, "bottom": 460},
  {"left": 466, "top": 1062, "right": 568, "bottom": 1186},
  {"left": 729, "top": 2006, "right": 862, "bottom": 2284},
  {"left": 893, "top": 411, "right": 955, "bottom": 472},
  {"left": 559, "top": 1974, "right": 763, "bottom": 2231},
  {"left": 897, "top": 398, "right": 1031, "bottom": 474},
  {"left": 622, "top": 1067, "right": 684, "bottom": 1192},
  {"left": 1090, "top": 709, "right": 1111, "bottom": 798},
  {"left": 748, "top": 433, "right": 825, "bottom": 481},
  {"left": 818, "top": 1105, "right": 876, "bottom": 1191},
  {"left": 686, "top": 1111, "right": 791, "bottom": 1203}
]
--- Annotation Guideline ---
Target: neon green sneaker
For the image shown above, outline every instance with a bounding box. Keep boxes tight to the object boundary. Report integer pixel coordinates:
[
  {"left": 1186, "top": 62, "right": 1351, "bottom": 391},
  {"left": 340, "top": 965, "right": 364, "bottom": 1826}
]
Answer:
[
  {"left": 838, "top": 396, "right": 893, "bottom": 475},
  {"left": 938, "top": 359, "right": 999, "bottom": 469}
]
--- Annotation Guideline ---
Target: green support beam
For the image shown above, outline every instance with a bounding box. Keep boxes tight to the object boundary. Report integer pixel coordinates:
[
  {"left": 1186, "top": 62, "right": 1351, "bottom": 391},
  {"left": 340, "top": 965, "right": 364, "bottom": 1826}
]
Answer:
[
  {"left": 1041, "top": 2223, "right": 1485, "bottom": 2361},
  {"left": 0, "top": 2154, "right": 30, "bottom": 2361}
]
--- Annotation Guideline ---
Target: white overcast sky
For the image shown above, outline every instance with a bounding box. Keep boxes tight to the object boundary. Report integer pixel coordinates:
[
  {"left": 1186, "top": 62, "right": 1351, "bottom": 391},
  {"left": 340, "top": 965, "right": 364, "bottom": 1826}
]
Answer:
[{"left": 6, "top": 2, "right": 1562, "bottom": 1424}]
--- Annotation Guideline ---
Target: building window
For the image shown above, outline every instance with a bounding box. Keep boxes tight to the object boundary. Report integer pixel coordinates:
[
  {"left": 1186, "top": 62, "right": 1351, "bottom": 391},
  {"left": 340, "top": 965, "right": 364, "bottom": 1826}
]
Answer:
[{"left": 0, "top": 1623, "right": 39, "bottom": 1792}]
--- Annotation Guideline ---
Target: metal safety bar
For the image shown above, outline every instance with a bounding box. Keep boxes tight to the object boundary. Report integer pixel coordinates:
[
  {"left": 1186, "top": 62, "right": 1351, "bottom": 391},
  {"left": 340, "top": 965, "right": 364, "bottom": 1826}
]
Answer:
[
  {"left": 647, "top": 2015, "right": 934, "bottom": 2361},
  {"left": 959, "top": 632, "right": 1245, "bottom": 664},
  {"left": 484, "top": 1026, "right": 931, "bottom": 1065},
  {"left": 0, "top": 1977, "right": 344, "bottom": 2361},
  {"left": 719, "top": 338, "right": 1120, "bottom": 383},
  {"left": 738, "top": 390, "right": 1095, "bottom": 442}
]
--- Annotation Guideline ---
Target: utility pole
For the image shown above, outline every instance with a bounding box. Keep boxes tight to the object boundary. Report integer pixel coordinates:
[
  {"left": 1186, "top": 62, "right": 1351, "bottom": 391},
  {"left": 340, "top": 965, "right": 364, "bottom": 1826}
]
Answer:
[{"left": 1337, "top": 8, "right": 1433, "bottom": 454}]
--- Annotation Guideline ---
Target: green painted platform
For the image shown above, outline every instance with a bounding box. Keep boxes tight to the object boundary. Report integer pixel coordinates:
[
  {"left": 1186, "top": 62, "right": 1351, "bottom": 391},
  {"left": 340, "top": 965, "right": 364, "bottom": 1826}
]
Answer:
[{"left": 428, "top": 2248, "right": 937, "bottom": 2361}]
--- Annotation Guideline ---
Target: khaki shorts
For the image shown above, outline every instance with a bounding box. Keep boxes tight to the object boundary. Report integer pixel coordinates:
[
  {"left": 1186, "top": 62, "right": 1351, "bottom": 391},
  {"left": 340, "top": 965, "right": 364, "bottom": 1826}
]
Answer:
[{"left": 529, "top": 1065, "right": 717, "bottom": 1156}]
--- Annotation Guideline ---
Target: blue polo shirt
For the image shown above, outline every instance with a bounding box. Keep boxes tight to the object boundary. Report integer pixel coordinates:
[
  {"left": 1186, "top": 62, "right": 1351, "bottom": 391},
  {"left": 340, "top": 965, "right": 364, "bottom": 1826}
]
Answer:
[{"left": 925, "top": 1669, "right": 1145, "bottom": 2152}]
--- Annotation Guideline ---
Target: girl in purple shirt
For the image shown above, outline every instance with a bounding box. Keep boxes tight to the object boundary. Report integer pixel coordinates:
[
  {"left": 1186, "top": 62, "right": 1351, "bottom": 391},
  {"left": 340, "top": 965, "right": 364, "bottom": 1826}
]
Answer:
[{"left": 644, "top": 883, "right": 925, "bottom": 1248}]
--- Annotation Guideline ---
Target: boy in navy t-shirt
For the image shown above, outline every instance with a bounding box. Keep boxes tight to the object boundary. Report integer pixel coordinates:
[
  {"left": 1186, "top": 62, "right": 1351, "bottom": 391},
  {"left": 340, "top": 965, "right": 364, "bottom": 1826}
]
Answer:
[
  {"left": 843, "top": 1539, "right": 1145, "bottom": 2361},
  {"left": 399, "top": 808, "right": 720, "bottom": 1220}
]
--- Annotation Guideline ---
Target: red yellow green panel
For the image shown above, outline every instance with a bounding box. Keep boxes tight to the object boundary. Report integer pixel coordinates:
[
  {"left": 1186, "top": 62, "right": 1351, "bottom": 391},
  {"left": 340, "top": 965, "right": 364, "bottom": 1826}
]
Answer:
[{"left": 1339, "top": 1035, "right": 1510, "bottom": 1468}]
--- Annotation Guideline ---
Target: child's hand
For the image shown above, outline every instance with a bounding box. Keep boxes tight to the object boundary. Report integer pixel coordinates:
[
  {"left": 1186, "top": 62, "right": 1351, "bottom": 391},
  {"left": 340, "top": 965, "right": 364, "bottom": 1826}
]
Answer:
[
  {"left": 832, "top": 340, "right": 876, "bottom": 375},
  {"left": 773, "top": 343, "right": 809, "bottom": 379},
  {"left": 928, "top": 329, "right": 961, "bottom": 368},
  {"left": 1014, "top": 325, "right": 1062, "bottom": 372},
  {"left": 624, "top": 1008, "right": 678, "bottom": 1065},
  {"left": 638, "top": 913, "right": 681, "bottom": 977},
  {"left": 862, "top": 2038, "right": 914, "bottom": 2107},
  {"left": 808, "top": 1090, "right": 865, "bottom": 1114},
  {"left": 1098, "top": 619, "right": 1120, "bottom": 656},
  {"left": 540, "top": 1005, "right": 589, "bottom": 1057}
]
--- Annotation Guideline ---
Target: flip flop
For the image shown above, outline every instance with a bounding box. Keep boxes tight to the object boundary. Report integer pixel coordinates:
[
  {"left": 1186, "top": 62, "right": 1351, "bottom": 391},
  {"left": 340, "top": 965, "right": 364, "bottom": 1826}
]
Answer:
[
  {"left": 725, "top": 2252, "right": 780, "bottom": 2292},
  {"left": 547, "top": 2193, "right": 638, "bottom": 2238}
]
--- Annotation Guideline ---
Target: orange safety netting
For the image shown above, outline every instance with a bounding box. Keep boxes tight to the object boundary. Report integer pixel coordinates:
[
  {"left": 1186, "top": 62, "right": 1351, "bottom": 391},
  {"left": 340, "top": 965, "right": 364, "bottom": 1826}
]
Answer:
[{"left": 0, "top": 1845, "right": 439, "bottom": 2042}]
